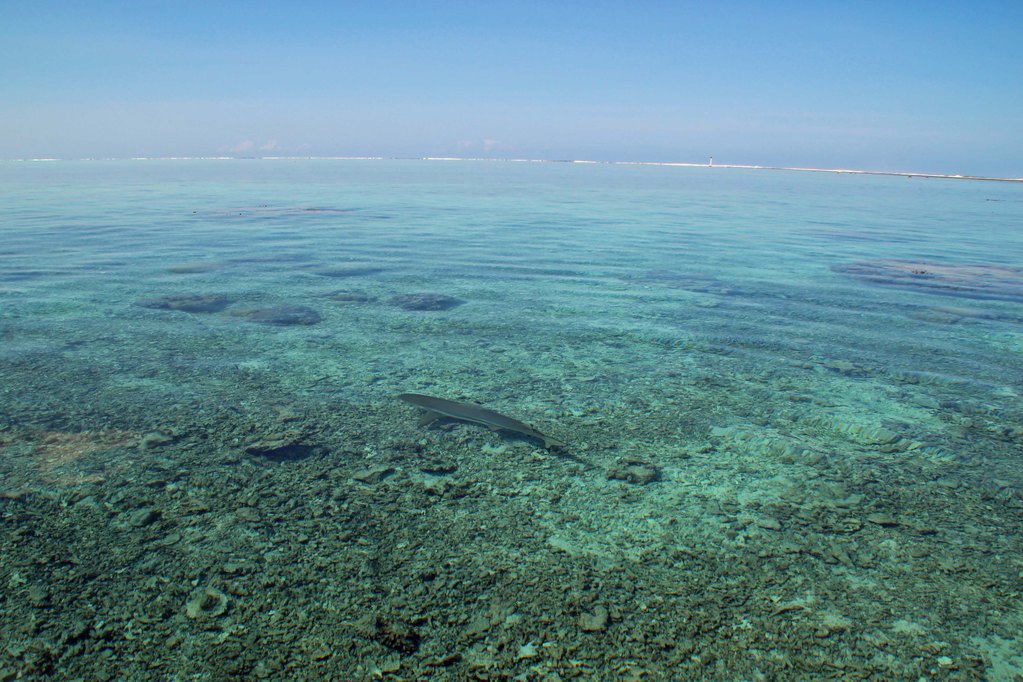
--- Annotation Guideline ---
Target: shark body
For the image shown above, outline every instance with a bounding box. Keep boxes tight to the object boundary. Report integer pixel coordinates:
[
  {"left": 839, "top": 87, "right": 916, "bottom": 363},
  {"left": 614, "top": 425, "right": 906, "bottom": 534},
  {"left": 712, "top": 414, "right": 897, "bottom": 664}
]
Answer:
[{"left": 398, "top": 393, "right": 566, "bottom": 450}]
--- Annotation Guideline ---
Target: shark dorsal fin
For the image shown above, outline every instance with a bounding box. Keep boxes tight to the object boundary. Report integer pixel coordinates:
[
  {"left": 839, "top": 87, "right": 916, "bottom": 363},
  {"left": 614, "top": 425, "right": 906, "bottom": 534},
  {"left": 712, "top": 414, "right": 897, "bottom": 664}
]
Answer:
[{"left": 418, "top": 410, "right": 442, "bottom": 427}]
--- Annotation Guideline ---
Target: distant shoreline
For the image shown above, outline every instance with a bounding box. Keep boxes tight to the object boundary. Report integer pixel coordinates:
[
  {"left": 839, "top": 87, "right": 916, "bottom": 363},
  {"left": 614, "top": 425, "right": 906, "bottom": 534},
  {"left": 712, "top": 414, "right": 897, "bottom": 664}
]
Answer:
[
  {"left": 423, "top": 157, "right": 1023, "bottom": 183},
  {"left": 608, "top": 160, "right": 1023, "bottom": 183},
  {"left": 6, "top": 155, "right": 1022, "bottom": 183}
]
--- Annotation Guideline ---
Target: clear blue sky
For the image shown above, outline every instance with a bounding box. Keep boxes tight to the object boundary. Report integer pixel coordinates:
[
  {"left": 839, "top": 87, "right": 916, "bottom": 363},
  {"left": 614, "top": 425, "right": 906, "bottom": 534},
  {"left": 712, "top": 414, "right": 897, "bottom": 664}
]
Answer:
[{"left": 3, "top": 1, "right": 1022, "bottom": 175}]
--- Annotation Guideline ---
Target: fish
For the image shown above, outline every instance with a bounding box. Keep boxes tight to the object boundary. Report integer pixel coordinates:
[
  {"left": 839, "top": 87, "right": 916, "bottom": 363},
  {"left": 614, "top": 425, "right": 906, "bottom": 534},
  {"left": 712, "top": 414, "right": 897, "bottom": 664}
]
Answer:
[{"left": 397, "top": 393, "right": 566, "bottom": 450}]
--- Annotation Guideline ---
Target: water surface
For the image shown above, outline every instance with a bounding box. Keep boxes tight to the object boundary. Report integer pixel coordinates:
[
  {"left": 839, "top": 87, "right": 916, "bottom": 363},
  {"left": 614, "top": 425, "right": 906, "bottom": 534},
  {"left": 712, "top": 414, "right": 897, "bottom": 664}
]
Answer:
[{"left": 2, "top": 159, "right": 1021, "bottom": 679}]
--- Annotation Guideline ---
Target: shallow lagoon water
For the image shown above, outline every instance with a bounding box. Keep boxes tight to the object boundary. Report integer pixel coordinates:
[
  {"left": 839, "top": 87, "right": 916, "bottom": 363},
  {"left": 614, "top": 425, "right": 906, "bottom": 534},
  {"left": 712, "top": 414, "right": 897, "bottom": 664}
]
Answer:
[{"left": 1, "top": 159, "right": 1022, "bottom": 679}]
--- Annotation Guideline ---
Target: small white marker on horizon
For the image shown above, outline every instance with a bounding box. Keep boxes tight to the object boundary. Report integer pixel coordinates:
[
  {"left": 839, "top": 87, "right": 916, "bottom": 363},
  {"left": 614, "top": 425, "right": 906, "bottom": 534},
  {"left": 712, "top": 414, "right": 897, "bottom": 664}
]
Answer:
[{"left": 709, "top": 156, "right": 714, "bottom": 166}]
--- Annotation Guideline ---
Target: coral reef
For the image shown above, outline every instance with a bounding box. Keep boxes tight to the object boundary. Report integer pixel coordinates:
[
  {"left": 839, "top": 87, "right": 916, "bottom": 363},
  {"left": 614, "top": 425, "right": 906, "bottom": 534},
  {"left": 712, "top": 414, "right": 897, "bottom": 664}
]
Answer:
[
  {"left": 833, "top": 259, "right": 1023, "bottom": 302},
  {"left": 307, "top": 266, "right": 385, "bottom": 278},
  {"left": 325, "top": 290, "right": 375, "bottom": 303},
  {"left": 135, "top": 294, "right": 233, "bottom": 313},
  {"left": 166, "top": 262, "right": 225, "bottom": 274},
  {"left": 227, "top": 304, "right": 322, "bottom": 325},
  {"left": 391, "top": 293, "right": 465, "bottom": 311},
  {"left": 606, "top": 458, "right": 660, "bottom": 485}
]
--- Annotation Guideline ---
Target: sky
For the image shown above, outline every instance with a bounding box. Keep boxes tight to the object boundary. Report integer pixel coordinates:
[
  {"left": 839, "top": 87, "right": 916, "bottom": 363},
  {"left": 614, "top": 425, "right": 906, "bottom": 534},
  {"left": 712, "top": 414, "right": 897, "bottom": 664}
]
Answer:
[{"left": 2, "top": 1, "right": 1022, "bottom": 175}]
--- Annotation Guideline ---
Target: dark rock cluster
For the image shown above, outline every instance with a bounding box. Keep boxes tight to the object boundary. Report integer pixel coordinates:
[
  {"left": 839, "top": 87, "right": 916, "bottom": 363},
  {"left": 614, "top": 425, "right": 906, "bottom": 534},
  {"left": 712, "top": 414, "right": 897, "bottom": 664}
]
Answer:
[
  {"left": 136, "top": 294, "right": 233, "bottom": 313},
  {"left": 391, "top": 293, "right": 465, "bottom": 311},
  {"left": 227, "top": 304, "right": 322, "bottom": 326}
]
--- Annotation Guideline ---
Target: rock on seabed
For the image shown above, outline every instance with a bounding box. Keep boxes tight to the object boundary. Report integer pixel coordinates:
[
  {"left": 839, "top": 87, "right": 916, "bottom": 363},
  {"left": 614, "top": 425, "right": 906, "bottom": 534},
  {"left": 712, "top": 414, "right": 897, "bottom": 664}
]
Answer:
[{"left": 228, "top": 304, "right": 322, "bottom": 325}]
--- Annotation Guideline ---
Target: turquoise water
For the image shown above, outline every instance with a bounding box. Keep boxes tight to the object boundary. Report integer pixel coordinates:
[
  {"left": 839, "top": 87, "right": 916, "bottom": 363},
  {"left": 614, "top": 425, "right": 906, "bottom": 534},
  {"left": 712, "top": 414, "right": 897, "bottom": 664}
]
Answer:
[{"left": 1, "top": 159, "right": 1022, "bottom": 679}]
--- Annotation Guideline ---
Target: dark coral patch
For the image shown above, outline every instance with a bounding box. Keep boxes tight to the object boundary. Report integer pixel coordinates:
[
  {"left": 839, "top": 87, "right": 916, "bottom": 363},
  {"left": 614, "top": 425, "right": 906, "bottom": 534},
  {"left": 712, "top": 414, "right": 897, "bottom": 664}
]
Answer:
[
  {"left": 907, "top": 305, "right": 1023, "bottom": 325},
  {"left": 229, "top": 304, "right": 322, "bottom": 325},
  {"left": 232, "top": 206, "right": 355, "bottom": 216},
  {"left": 326, "top": 290, "right": 375, "bottom": 303},
  {"left": 228, "top": 253, "right": 317, "bottom": 265},
  {"left": 308, "top": 266, "right": 384, "bottom": 278},
  {"left": 136, "top": 294, "right": 233, "bottom": 313},
  {"left": 391, "top": 293, "right": 465, "bottom": 311},
  {"left": 246, "top": 440, "right": 315, "bottom": 462},
  {"left": 833, "top": 260, "right": 1023, "bottom": 303},
  {"left": 166, "top": 262, "right": 224, "bottom": 274},
  {"left": 369, "top": 617, "right": 421, "bottom": 654},
  {"left": 622, "top": 270, "right": 739, "bottom": 295},
  {"left": 1, "top": 269, "right": 60, "bottom": 282}
]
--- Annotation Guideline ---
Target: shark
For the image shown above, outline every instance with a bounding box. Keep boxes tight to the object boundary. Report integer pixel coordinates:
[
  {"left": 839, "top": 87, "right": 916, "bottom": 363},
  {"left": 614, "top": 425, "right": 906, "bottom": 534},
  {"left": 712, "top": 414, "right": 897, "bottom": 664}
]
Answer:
[{"left": 397, "top": 393, "right": 566, "bottom": 450}]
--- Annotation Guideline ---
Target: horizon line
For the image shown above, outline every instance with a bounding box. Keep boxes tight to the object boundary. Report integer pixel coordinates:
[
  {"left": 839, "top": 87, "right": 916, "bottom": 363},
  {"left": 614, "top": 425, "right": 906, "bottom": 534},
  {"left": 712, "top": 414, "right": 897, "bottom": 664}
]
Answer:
[{"left": 4, "top": 155, "right": 1021, "bottom": 183}]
